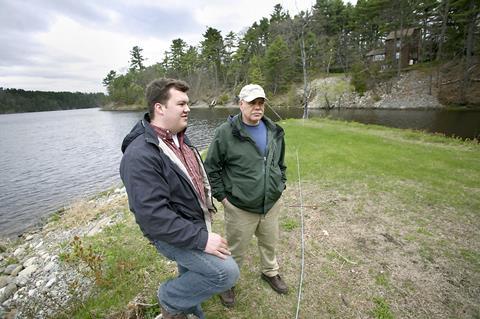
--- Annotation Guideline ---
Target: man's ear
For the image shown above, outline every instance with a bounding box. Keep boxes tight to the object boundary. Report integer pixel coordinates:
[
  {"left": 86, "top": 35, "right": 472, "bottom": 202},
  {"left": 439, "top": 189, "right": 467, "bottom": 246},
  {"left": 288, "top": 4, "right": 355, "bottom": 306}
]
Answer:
[{"left": 154, "top": 102, "right": 164, "bottom": 114}]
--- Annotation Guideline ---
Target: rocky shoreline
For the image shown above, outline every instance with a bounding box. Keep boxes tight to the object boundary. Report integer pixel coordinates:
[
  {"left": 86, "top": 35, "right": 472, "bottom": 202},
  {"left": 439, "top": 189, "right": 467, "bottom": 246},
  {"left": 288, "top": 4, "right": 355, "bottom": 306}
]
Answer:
[
  {"left": 0, "top": 188, "right": 127, "bottom": 319},
  {"left": 306, "top": 71, "right": 443, "bottom": 110}
]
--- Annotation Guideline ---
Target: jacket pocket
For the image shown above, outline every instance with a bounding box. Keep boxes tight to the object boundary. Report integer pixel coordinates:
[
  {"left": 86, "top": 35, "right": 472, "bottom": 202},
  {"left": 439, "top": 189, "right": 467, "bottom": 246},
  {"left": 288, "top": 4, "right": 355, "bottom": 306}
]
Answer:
[
  {"left": 268, "top": 165, "right": 284, "bottom": 200},
  {"left": 232, "top": 183, "right": 263, "bottom": 208}
]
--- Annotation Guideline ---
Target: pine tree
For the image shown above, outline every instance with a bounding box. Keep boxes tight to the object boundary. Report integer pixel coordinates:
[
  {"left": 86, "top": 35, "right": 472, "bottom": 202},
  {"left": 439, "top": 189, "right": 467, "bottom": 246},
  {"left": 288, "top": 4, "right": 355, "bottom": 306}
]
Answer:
[{"left": 129, "top": 46, "right": 145, "bottom": 71}]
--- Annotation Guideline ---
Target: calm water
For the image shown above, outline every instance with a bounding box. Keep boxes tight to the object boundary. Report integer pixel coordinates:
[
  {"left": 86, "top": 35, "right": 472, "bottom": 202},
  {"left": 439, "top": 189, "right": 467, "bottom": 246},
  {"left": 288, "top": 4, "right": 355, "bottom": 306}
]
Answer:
[{"left": 0, "top": 107, "right": 478, "bottom": 238}]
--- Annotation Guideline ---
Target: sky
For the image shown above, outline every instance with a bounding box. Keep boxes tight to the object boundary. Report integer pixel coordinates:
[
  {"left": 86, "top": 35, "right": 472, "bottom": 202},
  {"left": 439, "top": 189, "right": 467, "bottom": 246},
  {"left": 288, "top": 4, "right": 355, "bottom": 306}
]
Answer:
[{"left": 0, "top": 0, "right": 354, "bottom": 93}]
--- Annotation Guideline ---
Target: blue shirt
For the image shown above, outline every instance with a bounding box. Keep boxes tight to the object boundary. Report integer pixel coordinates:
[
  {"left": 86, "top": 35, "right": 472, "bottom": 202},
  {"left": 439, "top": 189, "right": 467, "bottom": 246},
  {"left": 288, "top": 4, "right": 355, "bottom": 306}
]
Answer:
[{"left": 243, "top": 120, "right": 267, "bottom": 156}]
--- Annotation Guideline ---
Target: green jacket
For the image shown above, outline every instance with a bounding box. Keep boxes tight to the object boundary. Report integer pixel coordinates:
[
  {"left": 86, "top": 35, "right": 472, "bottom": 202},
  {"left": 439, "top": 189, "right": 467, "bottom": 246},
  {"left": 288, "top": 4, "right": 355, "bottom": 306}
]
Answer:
[{"left": 205, "top": 114, "right": 287, "bottom": 214}]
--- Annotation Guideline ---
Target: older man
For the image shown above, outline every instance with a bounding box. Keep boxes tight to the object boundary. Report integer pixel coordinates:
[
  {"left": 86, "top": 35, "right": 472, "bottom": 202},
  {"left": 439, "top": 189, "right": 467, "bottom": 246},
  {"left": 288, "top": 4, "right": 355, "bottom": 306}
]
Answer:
[{"left": 205, "top": 84, "right": 288, "bottom": 307}]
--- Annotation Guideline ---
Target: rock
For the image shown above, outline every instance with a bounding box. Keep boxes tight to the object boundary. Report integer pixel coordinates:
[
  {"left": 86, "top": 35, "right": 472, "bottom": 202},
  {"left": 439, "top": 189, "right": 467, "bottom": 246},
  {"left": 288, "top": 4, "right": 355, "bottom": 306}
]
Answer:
[
  {"left": 45, "top": 277, "right": 56, "bottom": 288},
  {"left": 9, "top": 265, "right": 23, "bottom": 277},
  {"left": 38, "top": 250, "right": 50, "bottom": 260},
  {"left": 33, "top": 241, "right": 44, "bottom": 249},
  {"left": 3, "top": 264, "right": 20, "bottom": 275},
  {"left": 86, "top": 216, "right": 113, "bottom": 237},
  {"left": 43, "top": 261, "right": 57, "bottom": 273},
  {"left": 12, "top": 287, "right": 25, "bottom": 300},
  {"left": 23, "top": 257, "right": 38, "bottom": 268},
  {"left": 0, "top": 283, "right": 17, "bottom": 303},
  {"left": 27, "top": 289, "right": 36, "bottom": 297},
  {"left": 15, "top": 265, "right": 37, "bottom": 287},
  {"left": 13, "top": 247, "right": 25, "bottom": 257},
  {"left": 18, "top": 265, "right": 37, "bottom": 278},
  {"left": 0, "top": 276, "right": 11, "bottom": 289},
  {"left": 3, "top": 191, "right": 126, "bottom": 318}
]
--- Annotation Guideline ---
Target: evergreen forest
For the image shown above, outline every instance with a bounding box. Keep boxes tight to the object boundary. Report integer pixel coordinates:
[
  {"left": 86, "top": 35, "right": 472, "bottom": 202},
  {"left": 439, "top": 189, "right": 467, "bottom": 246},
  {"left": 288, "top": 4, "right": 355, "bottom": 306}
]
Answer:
[
  {"left": 0, "top": 88, "right": 106, "bottom": 114},
  {"left": 103, "top": 0, "right": 479, "bottom": 108}
]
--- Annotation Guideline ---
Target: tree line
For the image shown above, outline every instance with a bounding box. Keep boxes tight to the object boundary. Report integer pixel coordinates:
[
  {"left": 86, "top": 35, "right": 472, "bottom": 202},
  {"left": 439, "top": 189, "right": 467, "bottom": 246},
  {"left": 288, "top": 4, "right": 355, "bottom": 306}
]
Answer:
[
  {"left": 0, "top": 88, "right": 106, "bottom": 114},
  {"left": 104, "top": 0, "right": 478, "bottom": 107}
]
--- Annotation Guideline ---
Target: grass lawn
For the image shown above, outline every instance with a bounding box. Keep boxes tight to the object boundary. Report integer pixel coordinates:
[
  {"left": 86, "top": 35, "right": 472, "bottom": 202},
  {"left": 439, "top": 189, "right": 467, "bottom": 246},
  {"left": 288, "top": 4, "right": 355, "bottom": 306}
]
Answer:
[{"left": 56, "top": 118, "right": 479, "bottom": 319}]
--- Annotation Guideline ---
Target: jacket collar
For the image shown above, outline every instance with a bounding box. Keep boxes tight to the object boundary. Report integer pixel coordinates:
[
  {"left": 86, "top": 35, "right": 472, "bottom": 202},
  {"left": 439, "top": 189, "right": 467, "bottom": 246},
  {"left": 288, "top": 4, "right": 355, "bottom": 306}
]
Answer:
[
  {"left": 229, "top": 113, "right": 284, "bottom": 140},
  {"left": 121, "top": 113, "right": 193, "bottom": 153}
]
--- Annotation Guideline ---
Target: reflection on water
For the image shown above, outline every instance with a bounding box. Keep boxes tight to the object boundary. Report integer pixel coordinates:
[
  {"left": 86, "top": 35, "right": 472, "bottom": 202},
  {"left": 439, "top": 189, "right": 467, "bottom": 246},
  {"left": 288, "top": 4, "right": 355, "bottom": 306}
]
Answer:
[
  {"left": 307, "top": 108, "right": 480, "bottom": 140},
  {"left": 0, "top": 106, "right": 478, "bottom": 238}
]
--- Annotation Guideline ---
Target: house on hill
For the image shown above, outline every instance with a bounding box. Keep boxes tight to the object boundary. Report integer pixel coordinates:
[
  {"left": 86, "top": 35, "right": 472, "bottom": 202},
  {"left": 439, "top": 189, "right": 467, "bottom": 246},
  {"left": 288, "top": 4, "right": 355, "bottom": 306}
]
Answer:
[
  {"left": 366, "top": 48, "right": 386, "bottom": 63},
  {"left": 385, "top": 27, "right": 421, "bottom": 68}
]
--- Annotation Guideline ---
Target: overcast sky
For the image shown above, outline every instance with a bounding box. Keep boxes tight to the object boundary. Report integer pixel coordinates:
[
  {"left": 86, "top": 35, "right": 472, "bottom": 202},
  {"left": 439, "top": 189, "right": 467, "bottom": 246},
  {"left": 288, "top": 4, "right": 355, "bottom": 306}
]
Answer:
[{"left": 1, "top": 0, "right": 354, "bottom": 93}]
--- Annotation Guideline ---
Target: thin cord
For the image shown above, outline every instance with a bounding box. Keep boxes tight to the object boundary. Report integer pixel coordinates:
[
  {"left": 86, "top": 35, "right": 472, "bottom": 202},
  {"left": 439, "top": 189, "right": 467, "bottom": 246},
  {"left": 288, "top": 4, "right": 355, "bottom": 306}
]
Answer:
[
  {"left": 295, "top": 149, "right": 305, "bottom": 319},
  {"left": 265, "top": 101, "right": 283, "bottom": 121}
]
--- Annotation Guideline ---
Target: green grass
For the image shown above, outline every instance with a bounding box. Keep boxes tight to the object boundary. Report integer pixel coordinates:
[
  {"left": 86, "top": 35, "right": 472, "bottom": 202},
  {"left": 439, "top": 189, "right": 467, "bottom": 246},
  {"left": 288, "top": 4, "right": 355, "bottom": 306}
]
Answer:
[
  {"left": 56, "top": 218, "right": 169, "bottom": 318},
  {"left": 374, "top": 272, "right": 390, "bottom": 288},
  {"left": 371, "top": 297, "right": 395, "bottom": 319},
  {"left": 49, "top": 118, "right": 479, "bottom": 318},
  {"left": 282, "top": 118, "right": 479, "bottom": 212},
  {"left": 280, "top": 217, "right": 300, "bottom": 231}
]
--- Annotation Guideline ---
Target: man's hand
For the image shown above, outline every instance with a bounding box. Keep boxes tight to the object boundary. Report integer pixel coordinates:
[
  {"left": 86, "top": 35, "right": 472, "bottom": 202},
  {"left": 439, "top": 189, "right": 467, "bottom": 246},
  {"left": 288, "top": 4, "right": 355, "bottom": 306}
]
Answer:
[
  {"left": 204, "top": 232, "right": 231, "bottom": 259},
  {"left": 221, "top": 198, "right": 229, "bottom": 205}
]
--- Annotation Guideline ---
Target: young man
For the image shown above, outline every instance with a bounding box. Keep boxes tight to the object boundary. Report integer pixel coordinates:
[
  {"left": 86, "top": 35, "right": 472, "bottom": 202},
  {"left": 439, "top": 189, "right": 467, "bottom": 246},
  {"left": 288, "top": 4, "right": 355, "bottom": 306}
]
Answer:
[
  {"left": 204, "top": 84, "right": 288, "bottom": 307},
  {"left": 120, "top": 78, "right": 239, "bottom": 319}
]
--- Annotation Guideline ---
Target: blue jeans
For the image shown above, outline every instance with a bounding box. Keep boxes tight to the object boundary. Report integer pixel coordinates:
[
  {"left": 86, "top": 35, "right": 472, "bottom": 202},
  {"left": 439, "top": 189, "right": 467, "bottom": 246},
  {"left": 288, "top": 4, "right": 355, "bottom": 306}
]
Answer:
[{"left": 153, "top": 240, "right": 239, "bottom": 318}]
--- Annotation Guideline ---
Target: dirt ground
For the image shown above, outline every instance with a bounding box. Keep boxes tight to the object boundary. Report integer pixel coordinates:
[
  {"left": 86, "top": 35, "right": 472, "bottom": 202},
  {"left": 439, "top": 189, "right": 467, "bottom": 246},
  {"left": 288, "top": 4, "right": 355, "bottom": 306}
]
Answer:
[{"left": 228, "top": 182, "right": 480, "bottom": 319}]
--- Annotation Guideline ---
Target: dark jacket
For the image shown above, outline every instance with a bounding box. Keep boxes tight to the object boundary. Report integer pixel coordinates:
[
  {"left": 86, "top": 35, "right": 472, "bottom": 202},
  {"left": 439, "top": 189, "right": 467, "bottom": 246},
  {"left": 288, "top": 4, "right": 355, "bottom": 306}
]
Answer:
[
  {"left": 204, "top": 114, "right": 286, "bottom": 214},
  {"left": 120, "top": 113, "right": 209, "bottom": 250}
]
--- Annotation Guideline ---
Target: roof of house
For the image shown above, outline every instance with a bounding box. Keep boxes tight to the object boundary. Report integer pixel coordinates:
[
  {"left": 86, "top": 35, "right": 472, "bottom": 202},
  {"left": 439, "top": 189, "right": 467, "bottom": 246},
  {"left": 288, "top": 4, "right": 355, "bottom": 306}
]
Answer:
[
  {"left": 366, "top": 48, "right": 385, "bottom": 56},
  {"left": 386, "top": 27, "right": 419, "bottom": 40}
]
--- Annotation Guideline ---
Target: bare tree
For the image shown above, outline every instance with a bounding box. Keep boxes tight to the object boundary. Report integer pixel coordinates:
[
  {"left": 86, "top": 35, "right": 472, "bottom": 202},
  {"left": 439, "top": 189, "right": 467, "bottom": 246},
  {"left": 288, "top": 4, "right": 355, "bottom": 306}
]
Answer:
[{"left": 299, "top": 11, "right": 312, "bottom": 119}]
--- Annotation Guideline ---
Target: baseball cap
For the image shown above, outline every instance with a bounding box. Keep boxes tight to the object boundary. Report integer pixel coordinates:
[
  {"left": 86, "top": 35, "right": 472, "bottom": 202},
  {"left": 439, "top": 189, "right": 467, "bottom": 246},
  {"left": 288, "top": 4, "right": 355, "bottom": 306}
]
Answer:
[{"left": 238, "top": 84, "right": 267, "bottom": 102}]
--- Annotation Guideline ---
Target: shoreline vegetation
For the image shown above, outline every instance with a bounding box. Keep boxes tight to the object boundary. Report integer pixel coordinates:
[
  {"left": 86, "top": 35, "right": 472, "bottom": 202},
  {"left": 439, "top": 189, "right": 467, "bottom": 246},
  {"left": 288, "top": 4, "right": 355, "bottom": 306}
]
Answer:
[
  {"left": 1, "top": 118, "right": 479, "bottom": 318},
  {"left": 101, "top": 71, "right": 480, "bottom": 113}
]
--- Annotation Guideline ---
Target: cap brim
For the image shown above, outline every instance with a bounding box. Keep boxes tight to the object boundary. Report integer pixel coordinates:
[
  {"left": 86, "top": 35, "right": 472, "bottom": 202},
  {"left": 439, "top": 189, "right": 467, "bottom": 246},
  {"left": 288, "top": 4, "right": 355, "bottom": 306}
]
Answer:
[{"left": 243, "top": 96, "right": 268, "bottom": 102}]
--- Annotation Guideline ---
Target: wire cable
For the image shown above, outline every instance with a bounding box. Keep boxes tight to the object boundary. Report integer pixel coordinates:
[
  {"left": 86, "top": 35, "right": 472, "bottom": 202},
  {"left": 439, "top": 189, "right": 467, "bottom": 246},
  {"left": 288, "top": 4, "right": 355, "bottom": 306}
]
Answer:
[
  {"left": 265, "top": 101, "right": 283, "bottom": 121},
  {"left": 294, "top": 149, "right": 305, "bottom": 319}
]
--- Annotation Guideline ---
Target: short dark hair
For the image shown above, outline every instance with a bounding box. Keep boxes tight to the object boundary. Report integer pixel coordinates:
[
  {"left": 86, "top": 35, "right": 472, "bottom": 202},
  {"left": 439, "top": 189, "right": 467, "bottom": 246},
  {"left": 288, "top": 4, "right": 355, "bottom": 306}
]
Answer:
[{"left": 146, "top": 78, "right": 189, "bottom": 119}]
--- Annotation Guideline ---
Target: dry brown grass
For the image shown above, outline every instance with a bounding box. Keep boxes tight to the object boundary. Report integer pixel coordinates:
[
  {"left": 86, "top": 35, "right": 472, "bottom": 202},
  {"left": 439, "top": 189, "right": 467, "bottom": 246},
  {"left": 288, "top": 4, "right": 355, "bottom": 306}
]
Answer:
[
  {"left": 43, "top": 192, "right": 128, "bottom": 232},
  {"left": 209, "top": 182, "right": 479, "bottom": 318}
]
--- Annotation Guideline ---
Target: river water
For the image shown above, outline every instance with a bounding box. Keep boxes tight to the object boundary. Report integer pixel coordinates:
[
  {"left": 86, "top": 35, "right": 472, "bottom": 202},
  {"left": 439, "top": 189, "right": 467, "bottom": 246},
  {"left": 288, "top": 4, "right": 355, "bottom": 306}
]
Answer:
[{"left": 0, "top": 107, "right": 479, "bottom": 238}]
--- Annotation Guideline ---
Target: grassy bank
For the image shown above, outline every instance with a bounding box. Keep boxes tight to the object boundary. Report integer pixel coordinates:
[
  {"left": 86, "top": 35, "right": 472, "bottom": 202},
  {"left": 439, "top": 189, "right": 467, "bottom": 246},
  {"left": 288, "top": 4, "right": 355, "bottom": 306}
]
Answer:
[{"left": 54, "top": 119, "right": 479, "bottom": 318}]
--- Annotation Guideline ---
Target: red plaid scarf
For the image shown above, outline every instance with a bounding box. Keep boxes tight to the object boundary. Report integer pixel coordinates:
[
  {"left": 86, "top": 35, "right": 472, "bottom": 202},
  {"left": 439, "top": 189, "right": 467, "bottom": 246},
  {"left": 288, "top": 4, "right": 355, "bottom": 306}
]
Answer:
[{"left": 151, "top": 125, "right": 206, "bottom": 207}]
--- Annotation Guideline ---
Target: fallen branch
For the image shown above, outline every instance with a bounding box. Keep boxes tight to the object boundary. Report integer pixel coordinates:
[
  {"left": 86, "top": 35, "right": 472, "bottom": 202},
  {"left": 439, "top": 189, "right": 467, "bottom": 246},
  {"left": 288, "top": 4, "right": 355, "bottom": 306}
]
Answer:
[
  {"left": 288, "top": 205, "right": 318, "bottom": 208},
  {"left": 440, "top": 79, "right": 461, "bottom": 85},
  {"left": 333, "top": 248, "right": 357, "bottom": 265}
]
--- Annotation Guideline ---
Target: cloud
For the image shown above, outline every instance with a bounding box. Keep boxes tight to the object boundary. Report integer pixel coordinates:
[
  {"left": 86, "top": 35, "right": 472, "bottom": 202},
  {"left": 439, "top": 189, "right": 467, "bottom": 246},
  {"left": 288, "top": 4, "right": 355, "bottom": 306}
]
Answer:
[{"left": 0, "top": 0, "right": 315, "bottom": 93}]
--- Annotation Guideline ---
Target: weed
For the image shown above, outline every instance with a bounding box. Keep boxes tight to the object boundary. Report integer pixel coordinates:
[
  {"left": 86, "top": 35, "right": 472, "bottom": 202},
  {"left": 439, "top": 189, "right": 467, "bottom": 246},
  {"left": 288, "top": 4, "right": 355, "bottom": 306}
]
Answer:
[
  {"left": 49, "top": 212, "right": 61, "bottom": 222},
  {"left": 416, "top": 227, "right": 433, "bottom": 237},
  {"left": 61, "top": 236, "right": 105, "bottom": 286},
  {"left": 4, "top": 256, "right": 19, "bottom": 266},
  {"left": 371, "top": 297, "right": 395, "bottom": 319},
  {"left": 460, "top": 249, "right": 480, "bottom": 268},
  {"left": 419, "top": 246, "right": 435, "bottom": 263},
  {"left": 375, "top": 272, "right": 390, "bottom": 287},
  {"left": 281, "top": 217, "right": 300, "bottom": 231}
]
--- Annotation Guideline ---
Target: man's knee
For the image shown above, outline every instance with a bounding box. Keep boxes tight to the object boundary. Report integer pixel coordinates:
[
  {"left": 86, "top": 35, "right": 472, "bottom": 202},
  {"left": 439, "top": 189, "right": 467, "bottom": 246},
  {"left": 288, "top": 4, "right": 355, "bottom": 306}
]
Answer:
[{"left": 213, "top": 256, "right": 239, "bottom": 290}]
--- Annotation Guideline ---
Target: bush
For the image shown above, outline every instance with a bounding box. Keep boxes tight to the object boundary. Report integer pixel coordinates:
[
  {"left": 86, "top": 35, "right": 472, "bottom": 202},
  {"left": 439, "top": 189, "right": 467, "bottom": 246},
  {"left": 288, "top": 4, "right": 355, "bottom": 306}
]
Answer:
[
  {"left": 217, "top": 93, "right": 230, "bottom": 105},
  {"left": 350, "top": 63, "right": 368, "bottom": 95}
]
